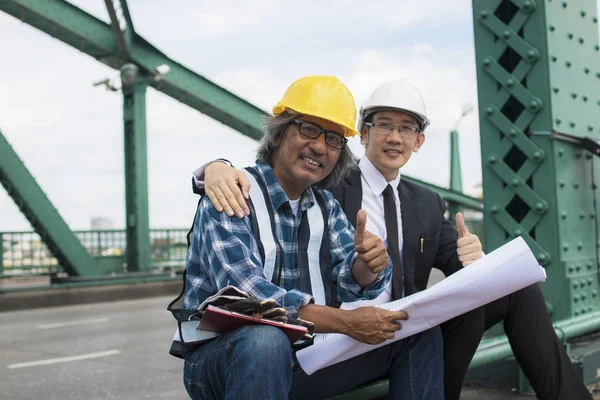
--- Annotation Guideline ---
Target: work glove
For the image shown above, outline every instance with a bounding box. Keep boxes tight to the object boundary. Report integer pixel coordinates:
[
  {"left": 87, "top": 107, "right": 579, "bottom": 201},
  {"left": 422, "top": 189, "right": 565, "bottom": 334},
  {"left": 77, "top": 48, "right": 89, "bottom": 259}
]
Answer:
[{"left": 197, "top": 285, "right": 287, "bottom": 322}]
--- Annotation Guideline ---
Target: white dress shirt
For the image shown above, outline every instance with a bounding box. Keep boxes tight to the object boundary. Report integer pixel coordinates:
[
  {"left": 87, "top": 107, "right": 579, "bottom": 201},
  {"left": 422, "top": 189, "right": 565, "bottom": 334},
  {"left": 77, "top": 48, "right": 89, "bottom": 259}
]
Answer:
[{"left": 340, "top": 156, "right": 402, "bottom": 309}]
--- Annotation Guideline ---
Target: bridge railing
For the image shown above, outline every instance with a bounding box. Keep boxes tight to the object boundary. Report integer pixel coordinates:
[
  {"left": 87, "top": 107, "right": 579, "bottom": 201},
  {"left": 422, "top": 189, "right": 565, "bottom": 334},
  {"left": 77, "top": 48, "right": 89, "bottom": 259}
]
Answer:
[{"left": 0, "top": 228, "right": 189, "bottom": 277}]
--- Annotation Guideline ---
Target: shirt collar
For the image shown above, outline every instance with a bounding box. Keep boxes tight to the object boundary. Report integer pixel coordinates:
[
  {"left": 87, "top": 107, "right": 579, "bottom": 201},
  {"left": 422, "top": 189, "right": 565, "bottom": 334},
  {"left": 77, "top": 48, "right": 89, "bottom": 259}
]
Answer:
[
  {"left": 359, "top": 156, "right": 402, "bottom": 196},
  {"left": 255, "top": 163, "right": 316, "bottom": 212}
]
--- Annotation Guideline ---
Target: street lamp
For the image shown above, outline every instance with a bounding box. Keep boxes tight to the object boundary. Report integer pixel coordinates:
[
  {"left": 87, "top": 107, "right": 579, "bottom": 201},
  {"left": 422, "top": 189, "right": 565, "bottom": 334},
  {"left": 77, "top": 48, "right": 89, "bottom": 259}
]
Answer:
[{"left": 449, "top": 104, "right": 474, "bottom": 220}]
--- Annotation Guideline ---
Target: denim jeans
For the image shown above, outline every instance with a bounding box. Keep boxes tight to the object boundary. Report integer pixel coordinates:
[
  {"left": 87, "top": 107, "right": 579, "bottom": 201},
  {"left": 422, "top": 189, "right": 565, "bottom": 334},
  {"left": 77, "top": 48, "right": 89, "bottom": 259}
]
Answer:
[{"left": 184, "top": 324, "right": 443, "bottom": 400}]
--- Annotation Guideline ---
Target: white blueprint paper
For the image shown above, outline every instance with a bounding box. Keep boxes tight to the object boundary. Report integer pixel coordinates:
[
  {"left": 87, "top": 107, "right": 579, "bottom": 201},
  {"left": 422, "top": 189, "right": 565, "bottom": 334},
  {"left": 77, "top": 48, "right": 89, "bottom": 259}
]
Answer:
[{"left": 296, "top": 236, "right": 546, "bottom": 375}]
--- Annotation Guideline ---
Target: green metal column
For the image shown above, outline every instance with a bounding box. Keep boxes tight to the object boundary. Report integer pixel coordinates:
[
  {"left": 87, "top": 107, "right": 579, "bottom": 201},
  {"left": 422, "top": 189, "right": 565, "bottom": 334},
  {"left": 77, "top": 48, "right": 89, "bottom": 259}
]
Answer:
[
  {"left": 121, "top": 64, "right": 151, "bottom": 272},
  {"left": 472, "top": 0, "right": 600, "bottom": 321},
  {"left": 448, "top": 129, "right": 464, "bottom": 219},
  {"left": 472, "top": 1, "right": 600, "bottom": 392}
]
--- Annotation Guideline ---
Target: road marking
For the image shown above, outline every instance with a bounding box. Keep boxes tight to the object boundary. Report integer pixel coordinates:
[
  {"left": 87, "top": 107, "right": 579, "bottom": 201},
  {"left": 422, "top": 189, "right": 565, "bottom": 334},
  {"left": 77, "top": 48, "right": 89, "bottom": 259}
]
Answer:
[
  {"left": 36, "top": 318, "right": 110, "bottom": 329},
  {"left": 7, "top": 350, "right": 121, "bottom": 369}
]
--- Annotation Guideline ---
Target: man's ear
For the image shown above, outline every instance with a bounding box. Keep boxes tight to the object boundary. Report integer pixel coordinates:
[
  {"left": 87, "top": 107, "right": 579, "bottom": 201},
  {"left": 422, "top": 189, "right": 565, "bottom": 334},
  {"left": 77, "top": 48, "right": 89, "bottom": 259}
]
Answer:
[
  {"left": 413, "top": 133, "right": 426, "bottom": 153},
  {"left": 360, "top": 127, "right": 368, "bottom": 146}
]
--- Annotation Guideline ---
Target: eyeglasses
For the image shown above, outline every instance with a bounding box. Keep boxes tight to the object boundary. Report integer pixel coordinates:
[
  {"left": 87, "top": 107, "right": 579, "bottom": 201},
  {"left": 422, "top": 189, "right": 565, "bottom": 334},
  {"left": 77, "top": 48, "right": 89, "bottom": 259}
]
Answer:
[
  {"left": 364, "top": 121, "right": 421, "bottom": 138},
  {"left": 292, "top": 119, "right": 348, "bottom": 149}
]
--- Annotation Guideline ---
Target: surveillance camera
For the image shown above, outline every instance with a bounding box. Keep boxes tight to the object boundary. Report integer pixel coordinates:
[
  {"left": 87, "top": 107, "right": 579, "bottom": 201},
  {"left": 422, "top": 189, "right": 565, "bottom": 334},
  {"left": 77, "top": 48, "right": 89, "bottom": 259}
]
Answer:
[{"left": 120, "top": 63, "right": 139, "bottom": 86}]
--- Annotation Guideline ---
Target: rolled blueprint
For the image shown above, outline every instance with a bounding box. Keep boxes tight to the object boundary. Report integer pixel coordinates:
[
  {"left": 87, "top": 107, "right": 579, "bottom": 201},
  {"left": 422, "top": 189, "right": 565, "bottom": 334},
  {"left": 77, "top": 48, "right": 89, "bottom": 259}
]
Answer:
[{"left": 296, "top": 236, "right": 546, "bottom": 375}]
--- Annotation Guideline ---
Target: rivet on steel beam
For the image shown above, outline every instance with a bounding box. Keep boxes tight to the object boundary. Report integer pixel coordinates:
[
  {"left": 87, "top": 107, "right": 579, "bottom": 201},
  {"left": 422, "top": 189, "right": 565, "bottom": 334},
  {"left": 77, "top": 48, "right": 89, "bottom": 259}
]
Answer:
[
  {"left": 588, "top": 306, "right": 593, "bottom": 312},
  {"left": 592, "top": 183, "right": 597, "bottom": 190},
  {"left": 579, "top": 38, "right": 585, "bottom": 44},
  {"left": 538, "top": 253, "right": 548, "bottom": 263},
  {"left": 567, "top": 33, "right": 574, "bottom": 39},
  {"left": 581, "top": 293, "right": 587, "bottom": 300},
  {"left": 573, "top": 181, "right": 580, "bottom": 188},
  {"left": 571, "top": 93, "right": 578, "bottom": 99},
  {"left": 574, "top": 295, "right": 580, "bottom": 302},
  {"left": 556, "top": 118, "right": 562, "bottom": 125},
  {"left": 594, "top": 17, "right": 598, "bottom": 23},
  {"left": 483, "top": 58, "right": 491, "bottom": 67},
  {"left": 491, "top": 205, "right": 499, "bottom": 214},
  {"left": 585, "top": 68, "right": 590, "bottom": 74},
  {"left": 577, "top": 242, "right": 583, "bottom": 250},
  {"left": 565, "top": 61, "right": 572, "bottom": 68},
  {"left": 574, "top": 282, "right": 579, "bottom": 288},
  {"left": 593, "top": 290, "right": 598, "bottom": 297},
  {"left": 532, "top": 151, "right": 543, "bottom": 162},
  {"left": 586, "top": 152, "right": 593, "bottom": 159},
  {"left": 568, "top": 265, "right": 575, "bottom": 273},
  {"left": 515, "top": 229, "right": 523, "bottom": 236},
  {"left": 561, "top": 211, "right": 568, "bottom": 220},
  {"left": 529, "top": 100, "right": 541, "bottom": 111},
  {"left": 582, "top": 308, "right": 588, "bottom": 314},
  {"left": 535, "top": 202, "right": 547, "bottom": 213},
  {"left": 569, "top": 121, "right": 576, "bottom": 128},
  {"left": 509, "top": 128, "right": 517, "bottom": 137},
  {"left": 559, "top": 180, "right": 566, "bottom": 188},
  {"left": 553, "top": 87, "right": 560, "bottom": 93},
  {"left": 580, "top": 211, "right": 586, "bottom": 219},
  {"left": 588, "top": 263, "right": 593, "bottom": 270},
  {"left": 506, "top": 78, "right": 515, "bottom": 87},
  {"left": 558, "top": 148, "right": 564, "bottom": 157},
  {"left": 551, "top": 56, "right": 558, "bottom": 62},
  {"left": 502, "top": 31, "right": 511, "bottom": 39},
  {"left": 583, "top": 96, "right": 588, "bottom": 102},
  {"left": 480, "top": 10, "right": 489, "bottom": 19},
  {"left": 561, "top": 2, "right": 567, "bottom": 8},
  {"left": 526, "top": 49, "right": 539, "bottom": 62},
  {"left": 549, "top": 25, "right": 555, "bottom": 32},
  {"left": 581, "top": 11, "right": 587, "bottom": 17},
  {"left": 511, "top": 178, "right": 520, "bottom": 187},
  {"left": 590, "top": 212, "right": 595, "bottom": 219},
  {"left": 563, "top": 243, "right": 570, "bottom": 251},
  {"left": 488, "top": 155, "right": 498, "bottom": 164},
  {"left": 485, "top": 107, "right": 494, "bottom": 115},
  {"left": 575, "top": 150, "right": 582, "bottom": 158},
  {"left": 595, "top": 45, "right": 600, "bottom": 51},
  {"left": 597, "top": 73, "right": 600, "bottom": 79},
  {"left": 575, "top": 310, "right": 580, "bottom": 316},
  {"left": 588, "top": 126, "right": 594, "bottom": 132},
  {"left": 522, "top": 0, "right": 534, "bottom": 12}
]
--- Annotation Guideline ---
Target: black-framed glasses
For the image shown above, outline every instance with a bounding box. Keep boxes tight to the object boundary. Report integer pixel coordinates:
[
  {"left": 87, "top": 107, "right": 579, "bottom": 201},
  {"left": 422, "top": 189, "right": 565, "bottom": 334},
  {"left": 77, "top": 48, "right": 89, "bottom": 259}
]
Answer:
[
  {"left": 292, "top": 119, "right": 348, "bottom": 149},
  {"left": 364, "top": 121, "right": 421, "bottom": 138}
]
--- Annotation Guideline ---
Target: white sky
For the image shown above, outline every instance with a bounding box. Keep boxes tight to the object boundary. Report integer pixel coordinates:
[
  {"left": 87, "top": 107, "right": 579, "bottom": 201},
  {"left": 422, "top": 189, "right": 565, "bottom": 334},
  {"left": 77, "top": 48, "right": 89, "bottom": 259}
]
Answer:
[{"left": 1, "top": 1, "right": 598, "bottom": 231}]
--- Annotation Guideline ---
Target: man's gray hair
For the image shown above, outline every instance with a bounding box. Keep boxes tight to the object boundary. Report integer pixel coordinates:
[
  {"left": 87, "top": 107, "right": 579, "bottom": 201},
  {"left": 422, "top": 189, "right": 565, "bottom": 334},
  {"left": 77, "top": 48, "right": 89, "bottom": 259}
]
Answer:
[{"left": 256, "top": 111, "right": 357, "bottom": 190}]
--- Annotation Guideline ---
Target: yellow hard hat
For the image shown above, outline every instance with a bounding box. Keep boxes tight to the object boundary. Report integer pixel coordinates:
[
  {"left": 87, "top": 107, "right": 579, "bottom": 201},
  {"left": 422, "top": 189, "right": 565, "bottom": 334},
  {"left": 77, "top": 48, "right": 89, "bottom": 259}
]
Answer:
[{"left": 273, "top": 75, "right": 359, "bottom": 137}]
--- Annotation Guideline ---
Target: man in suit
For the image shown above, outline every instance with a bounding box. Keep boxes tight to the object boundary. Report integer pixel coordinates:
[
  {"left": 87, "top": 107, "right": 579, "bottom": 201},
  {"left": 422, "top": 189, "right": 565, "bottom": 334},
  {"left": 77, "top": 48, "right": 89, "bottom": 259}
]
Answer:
[{"left": 195, "top": 79, "right": 592, "bottom": 400}]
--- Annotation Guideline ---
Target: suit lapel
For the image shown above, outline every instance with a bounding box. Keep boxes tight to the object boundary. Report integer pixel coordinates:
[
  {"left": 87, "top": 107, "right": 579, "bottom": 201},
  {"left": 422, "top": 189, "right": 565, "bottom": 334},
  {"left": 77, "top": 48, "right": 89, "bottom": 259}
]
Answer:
[{"left": 399, "top": 180, "right": 418, "bottom": 296}]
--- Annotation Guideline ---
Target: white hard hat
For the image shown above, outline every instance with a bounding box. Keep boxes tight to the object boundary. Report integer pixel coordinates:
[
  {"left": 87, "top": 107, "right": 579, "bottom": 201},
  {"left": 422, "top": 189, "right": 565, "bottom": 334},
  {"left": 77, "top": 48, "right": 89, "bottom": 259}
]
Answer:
[{"left": 358, "top": 79, "right": 430, "bottom": 132}]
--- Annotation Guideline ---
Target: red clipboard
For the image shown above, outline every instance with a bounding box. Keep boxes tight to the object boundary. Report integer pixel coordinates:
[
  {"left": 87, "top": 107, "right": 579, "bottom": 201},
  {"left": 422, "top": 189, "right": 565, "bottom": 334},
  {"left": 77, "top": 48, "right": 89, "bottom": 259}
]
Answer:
[{"left": 196, "top": 305, "right": 308, "bottom": 343}]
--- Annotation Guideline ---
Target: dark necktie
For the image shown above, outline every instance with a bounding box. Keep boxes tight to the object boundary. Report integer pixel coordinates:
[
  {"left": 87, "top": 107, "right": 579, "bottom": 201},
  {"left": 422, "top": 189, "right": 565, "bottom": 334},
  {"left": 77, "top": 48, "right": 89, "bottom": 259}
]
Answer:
[{"left": 383, "top": 184, "right": 404, "bottom": 299}]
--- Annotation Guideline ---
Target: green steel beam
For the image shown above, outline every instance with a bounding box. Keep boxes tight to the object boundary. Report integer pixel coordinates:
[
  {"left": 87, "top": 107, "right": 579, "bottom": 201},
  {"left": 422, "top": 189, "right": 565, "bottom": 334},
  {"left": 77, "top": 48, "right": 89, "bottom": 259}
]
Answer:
[
  {"left": 122, "top": 70, "right": 151, "bottom": 272},
  {"left": 103, "top": 0, "right": 134, "bottom": 59},
  {"left": 0, "top": 0, "right": 266, "bottom": 139},
  {"left": 402, "top": 175, "right": 483, "bottom": 211},
  {"left": 0, "top": 129, "right": 98, "bottom": 276},
  {"left": 449, "top": 129, "right": 465, "bottom": 219}
]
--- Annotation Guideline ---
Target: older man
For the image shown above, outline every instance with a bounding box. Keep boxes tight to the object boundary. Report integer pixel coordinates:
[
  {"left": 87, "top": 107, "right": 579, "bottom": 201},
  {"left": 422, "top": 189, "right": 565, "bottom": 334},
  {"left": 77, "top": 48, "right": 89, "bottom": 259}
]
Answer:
[{"left": 179, "top": 76, "right": 444, "bottom": 400}]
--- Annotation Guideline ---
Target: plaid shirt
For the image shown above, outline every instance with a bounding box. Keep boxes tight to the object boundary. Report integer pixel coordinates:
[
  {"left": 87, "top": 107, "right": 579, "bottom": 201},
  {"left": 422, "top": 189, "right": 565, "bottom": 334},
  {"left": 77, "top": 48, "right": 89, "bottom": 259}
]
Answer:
[{"left": 184, "top": 163, "right": 391, "bottom": 318}]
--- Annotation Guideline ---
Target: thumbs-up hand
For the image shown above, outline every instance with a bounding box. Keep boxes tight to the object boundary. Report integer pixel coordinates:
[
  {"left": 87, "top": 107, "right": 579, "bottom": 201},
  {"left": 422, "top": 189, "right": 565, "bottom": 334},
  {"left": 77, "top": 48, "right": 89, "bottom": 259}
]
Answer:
[
  {"left": 455, "top": 212, "right": 483, "bottom": 266},
  {"left": 354, "top": 209, "right": 389, "bottom": 274}
]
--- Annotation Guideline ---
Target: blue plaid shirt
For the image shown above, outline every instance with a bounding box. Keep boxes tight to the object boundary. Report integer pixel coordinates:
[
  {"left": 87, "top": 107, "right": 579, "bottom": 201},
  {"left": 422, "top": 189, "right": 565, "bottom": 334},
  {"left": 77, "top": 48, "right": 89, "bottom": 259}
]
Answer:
[{"left": 184, "top": 163, "right": 391, "bottom": 318}]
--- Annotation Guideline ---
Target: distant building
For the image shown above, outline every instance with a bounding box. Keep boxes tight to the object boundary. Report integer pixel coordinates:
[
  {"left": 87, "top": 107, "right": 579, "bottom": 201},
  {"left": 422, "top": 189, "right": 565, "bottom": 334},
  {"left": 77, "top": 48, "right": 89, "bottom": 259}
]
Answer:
[{"left": 91, "top": 217, "right": 114, "bottom": 230}]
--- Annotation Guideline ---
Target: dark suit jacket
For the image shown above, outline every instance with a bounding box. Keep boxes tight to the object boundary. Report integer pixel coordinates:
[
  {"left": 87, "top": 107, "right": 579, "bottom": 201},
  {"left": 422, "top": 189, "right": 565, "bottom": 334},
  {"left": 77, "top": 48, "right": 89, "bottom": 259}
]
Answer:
[{"left": 328, "top": 167, "right": 463, "bottom": 297}]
